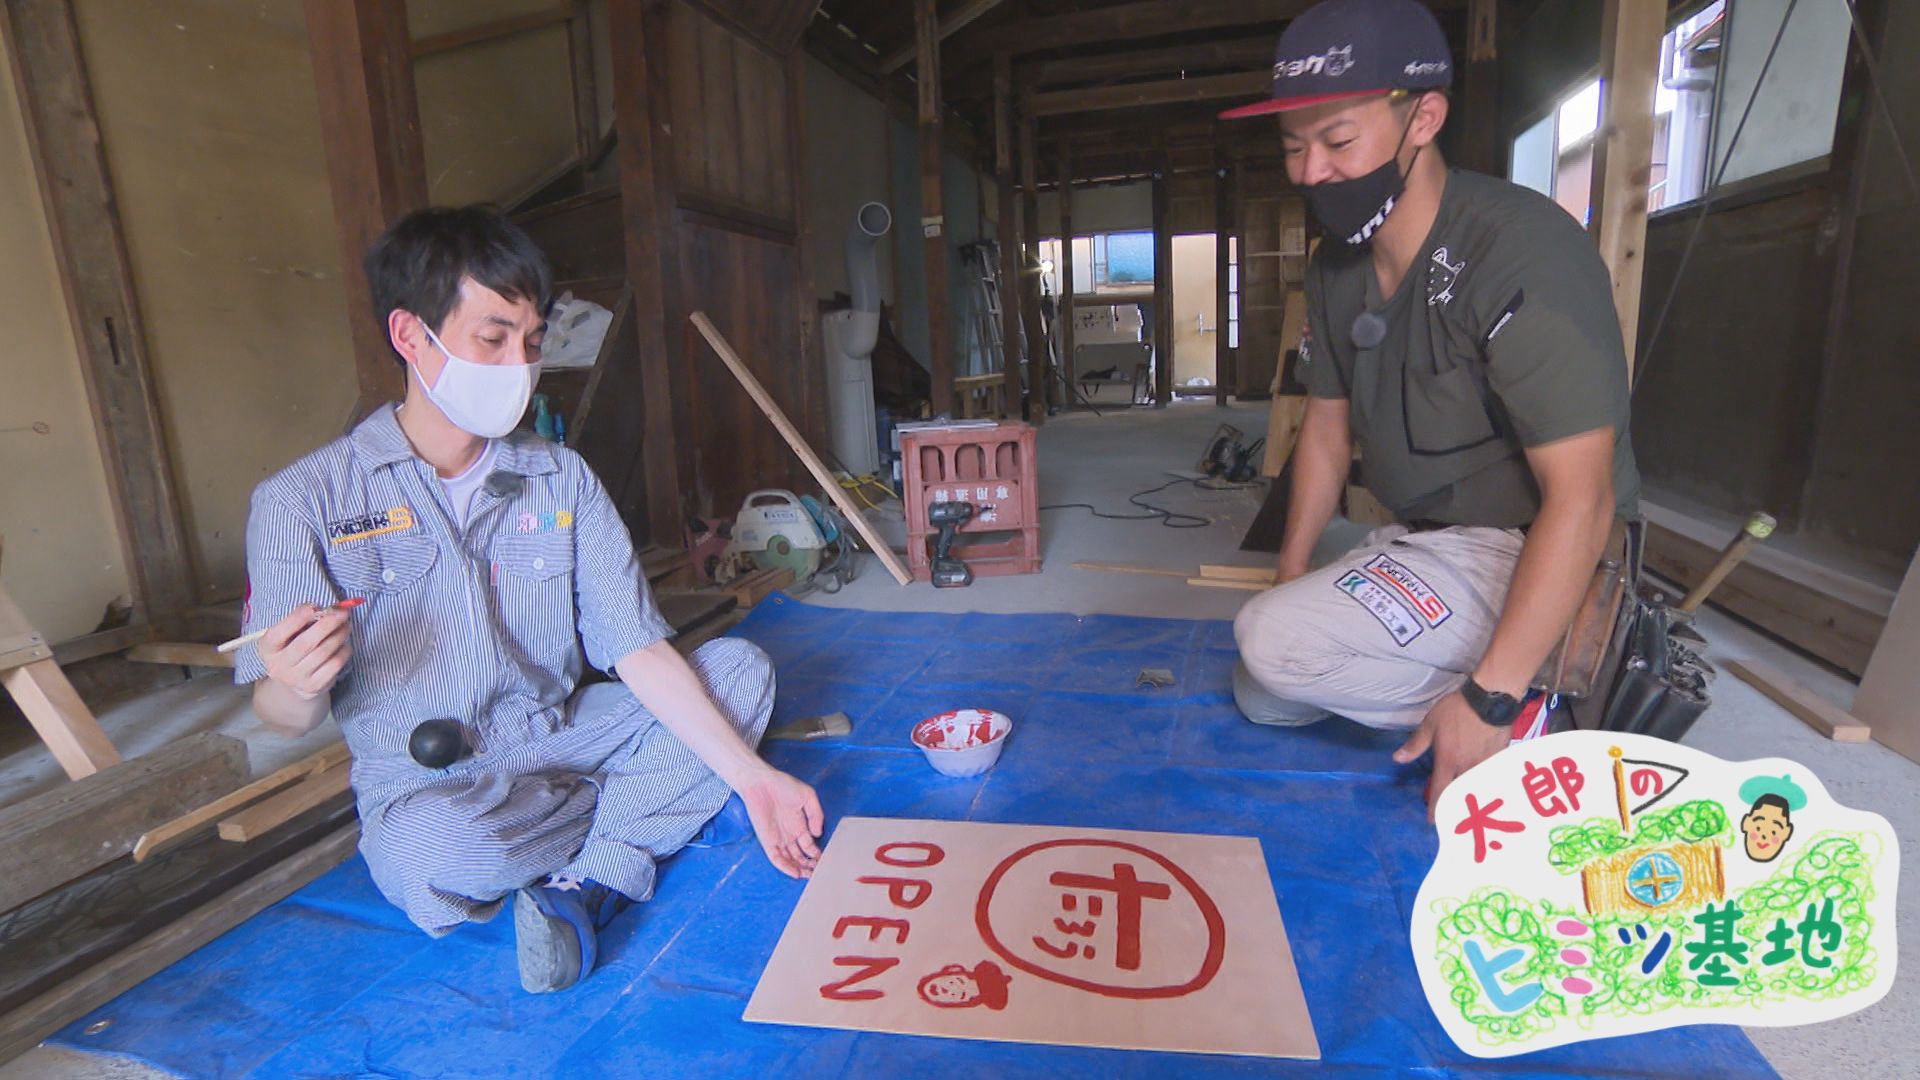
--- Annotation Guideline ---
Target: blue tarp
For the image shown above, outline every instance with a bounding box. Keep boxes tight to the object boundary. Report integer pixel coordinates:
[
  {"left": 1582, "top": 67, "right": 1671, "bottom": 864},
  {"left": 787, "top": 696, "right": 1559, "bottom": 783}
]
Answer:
[{"left": 52, "top": 597, "right": 1778, "bottom": 1078}]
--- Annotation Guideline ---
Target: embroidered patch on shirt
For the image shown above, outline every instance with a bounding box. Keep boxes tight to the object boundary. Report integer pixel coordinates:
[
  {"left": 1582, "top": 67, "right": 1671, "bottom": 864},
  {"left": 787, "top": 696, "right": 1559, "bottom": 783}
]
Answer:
[
  {"left": 1334, "top": 569, "right": 1423, "bottom": 647},
  {"left": 1363, "top": 553, "right": 1453, "bottom": 628},
  {"left": 327, "top": 506, "right": 416, "bottom": 544},
  {"left": 516, "top": 510, "right": 575, "bottom": 533}
]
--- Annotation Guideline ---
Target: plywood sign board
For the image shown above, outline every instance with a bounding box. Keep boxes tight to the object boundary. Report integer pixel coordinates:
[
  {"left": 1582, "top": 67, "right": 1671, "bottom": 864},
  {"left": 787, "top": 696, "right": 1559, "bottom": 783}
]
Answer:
[
  {"left": 746, "top": 817, "right": 1319, "bottom": 1060},
  {"left": 1412, "top": 731, "right": 1899, "bottom": 1058}
]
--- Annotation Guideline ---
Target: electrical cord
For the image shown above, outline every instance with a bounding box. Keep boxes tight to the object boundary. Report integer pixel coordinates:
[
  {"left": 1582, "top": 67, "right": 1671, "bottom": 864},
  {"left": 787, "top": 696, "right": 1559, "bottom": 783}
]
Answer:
[{"left": 1041, "top": 476, "right": 1258, "bottom": 530}]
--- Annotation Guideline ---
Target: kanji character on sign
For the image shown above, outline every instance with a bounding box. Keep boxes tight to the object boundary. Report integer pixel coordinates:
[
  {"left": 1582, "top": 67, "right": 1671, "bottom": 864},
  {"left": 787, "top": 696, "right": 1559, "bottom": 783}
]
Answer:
[
  {"left": 1454, "top": 793, "right": 1525, "bottom": 863},
  {"left": 1685, "top": 901, "right": 1749, "bottom": 987},
  {"left": 1520, "top": 756, "right": 1585, "bottom": 817},
  {"left": 1042, "top": 863, "right": 1172, "bottom": 971}
]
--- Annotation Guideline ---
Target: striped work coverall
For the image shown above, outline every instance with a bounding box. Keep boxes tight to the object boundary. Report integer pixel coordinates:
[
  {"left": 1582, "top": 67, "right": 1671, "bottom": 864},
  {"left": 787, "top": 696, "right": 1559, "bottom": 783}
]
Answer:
[{"left": 236, "top": 406, "right": 774, "bottom": 936}]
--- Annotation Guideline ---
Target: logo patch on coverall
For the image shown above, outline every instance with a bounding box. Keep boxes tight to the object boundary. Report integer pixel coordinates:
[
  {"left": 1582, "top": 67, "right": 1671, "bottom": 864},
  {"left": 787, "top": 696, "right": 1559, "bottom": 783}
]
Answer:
[
  {"left": 1362, "top": 554, "right": 1452, "bottom": 628},
  {"left": 1334, "top": 570, "right": 1423, "bottom": 647},
  {"left": 327, "top": 506, "right": 416, "bottom": 544}
]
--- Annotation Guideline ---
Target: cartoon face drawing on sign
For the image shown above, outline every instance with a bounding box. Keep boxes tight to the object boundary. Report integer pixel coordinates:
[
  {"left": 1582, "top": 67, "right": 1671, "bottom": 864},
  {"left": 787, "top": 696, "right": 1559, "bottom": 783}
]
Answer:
[
  {"left": 917, "top": 961, "right": 1011, "bottom": 1010},
  {"left": 1738, "top": 774, "right": 1805, "bottom": 864},
  {"left": 975, "top": 838, "right": 1226, "bottom": 999}
]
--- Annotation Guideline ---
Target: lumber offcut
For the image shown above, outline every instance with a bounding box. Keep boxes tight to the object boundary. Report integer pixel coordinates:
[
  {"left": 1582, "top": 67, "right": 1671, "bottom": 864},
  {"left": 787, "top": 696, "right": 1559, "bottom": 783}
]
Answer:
[
  {"left": 134, "top": 741, "right": 350, "bottom": 861},
  {"left": 217, "top": 762, "right": 352, "bottom": 842},
  {"left": 1726, "top": 659, "right": 1872, "bottom": 743},
  {"left": 0, "top": 732, "right": 249, "bottom": 913}
]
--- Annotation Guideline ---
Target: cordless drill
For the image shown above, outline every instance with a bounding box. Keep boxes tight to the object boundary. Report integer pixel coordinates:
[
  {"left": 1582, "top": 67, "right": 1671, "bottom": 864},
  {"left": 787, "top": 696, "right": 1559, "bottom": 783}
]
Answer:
[{"left": 927, "top": 501, "right": 975, "bottom": 588}]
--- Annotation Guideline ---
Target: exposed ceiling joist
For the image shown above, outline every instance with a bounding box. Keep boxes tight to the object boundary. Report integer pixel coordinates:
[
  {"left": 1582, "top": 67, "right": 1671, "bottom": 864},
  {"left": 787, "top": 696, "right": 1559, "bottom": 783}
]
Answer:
[
  {"left": 961, "top": 0, "right": 1316, "bottom": 56},
  {"left": 1028, "top": 36, "right": 1276, "bottom": 88},
  {"left": 1025, "top": 69, "right": 1270, "bottom": 117},
  {"left": 878, "top": 0, "right": 1006, "bottom": 72}
]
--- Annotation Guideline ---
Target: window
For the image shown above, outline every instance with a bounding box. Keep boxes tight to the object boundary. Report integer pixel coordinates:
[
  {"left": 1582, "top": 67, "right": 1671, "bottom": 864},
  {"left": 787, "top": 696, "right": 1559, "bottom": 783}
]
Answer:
[
  {"left": 1037, "top": 231, "right": 1157, "bottom": 294},
  {"left": 1510, "top": 1, "right": 1846, "bottom": 222}
]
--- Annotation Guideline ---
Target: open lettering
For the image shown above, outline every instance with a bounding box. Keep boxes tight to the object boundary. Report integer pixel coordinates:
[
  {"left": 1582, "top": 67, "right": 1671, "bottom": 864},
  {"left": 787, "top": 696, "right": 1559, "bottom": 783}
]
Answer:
[{"left": 817, "top": 842, "right": 946, "bottom": 1002}]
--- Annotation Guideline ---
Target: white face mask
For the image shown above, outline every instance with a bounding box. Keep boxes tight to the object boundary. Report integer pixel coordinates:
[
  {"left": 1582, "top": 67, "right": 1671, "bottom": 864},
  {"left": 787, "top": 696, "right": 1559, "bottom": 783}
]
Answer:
[{"left": 418, "top": 324, "right": 541, "bottom": 439}]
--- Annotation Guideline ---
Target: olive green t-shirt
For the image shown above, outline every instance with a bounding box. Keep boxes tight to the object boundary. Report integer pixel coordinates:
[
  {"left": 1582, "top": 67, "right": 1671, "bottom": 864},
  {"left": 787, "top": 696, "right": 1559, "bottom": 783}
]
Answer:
[{"left": 1297, "top": 169, "right": 1640, "bottom": 526}]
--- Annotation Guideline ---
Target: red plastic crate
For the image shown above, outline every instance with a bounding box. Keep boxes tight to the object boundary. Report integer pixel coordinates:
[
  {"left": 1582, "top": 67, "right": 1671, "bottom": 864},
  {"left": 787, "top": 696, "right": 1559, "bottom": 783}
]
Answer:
[{"left": 900, "top": 422, "right": 1041, "bottom": 582}]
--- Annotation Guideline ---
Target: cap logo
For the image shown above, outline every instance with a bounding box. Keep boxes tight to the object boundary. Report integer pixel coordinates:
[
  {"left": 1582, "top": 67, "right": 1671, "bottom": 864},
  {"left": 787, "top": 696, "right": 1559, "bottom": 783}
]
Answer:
[
  {"left": 1275, "top": 44, "right": 1354, "bottom": 80},
  {"left": 1404, "top": 60, "right": 1449, "bottom": 77}
]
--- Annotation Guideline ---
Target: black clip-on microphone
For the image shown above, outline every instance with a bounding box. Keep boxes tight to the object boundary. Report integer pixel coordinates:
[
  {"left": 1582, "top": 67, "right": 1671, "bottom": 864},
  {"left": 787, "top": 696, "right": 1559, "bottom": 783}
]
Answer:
[{"left": 483, "top": 471, "right": 524, "bottom": 499}]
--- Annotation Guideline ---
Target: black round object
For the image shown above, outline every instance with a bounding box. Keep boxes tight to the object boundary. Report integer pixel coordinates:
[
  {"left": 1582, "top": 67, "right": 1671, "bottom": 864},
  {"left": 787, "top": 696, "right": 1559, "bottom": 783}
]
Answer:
[{"left": 409, "top": 718, "right": 467, "bottom": 769}]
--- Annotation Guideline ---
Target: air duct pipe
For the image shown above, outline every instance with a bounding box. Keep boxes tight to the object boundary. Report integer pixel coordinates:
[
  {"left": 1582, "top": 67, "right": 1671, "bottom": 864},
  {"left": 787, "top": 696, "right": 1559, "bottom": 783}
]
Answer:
[{"left": 823, "top": 202, "right": 892, "bottom": 476}]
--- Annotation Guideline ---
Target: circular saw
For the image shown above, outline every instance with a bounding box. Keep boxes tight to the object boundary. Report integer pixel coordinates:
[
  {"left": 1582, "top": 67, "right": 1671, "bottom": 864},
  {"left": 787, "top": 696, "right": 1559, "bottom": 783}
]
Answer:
[{"left": 726, "top": 490, "right": 825, "bottom": 578}]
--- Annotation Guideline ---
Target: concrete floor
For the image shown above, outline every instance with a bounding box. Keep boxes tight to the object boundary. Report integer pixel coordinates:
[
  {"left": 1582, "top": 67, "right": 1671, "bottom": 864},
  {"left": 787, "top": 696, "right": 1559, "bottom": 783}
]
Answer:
[{"left": 6, "top": 399, "right": 1915, "bottom": 1079}]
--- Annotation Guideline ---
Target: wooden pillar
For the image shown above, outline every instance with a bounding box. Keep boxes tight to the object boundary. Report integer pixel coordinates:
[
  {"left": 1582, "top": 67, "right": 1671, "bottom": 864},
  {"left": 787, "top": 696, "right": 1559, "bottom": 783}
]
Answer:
[
  {"left": 609, "top": 0, "right": 686, "bottom": 537},
  {"left": 993, "top": 53, "right": 1022, "bottom": 418},
  {"left": 303, "top": 0, "right": 424, "bottom": 414},
  {"left": 565, "top": 0, "right": 600, "bottom": 163},
  {"left": 914, "top": 0, "right": 954, "bottom": 414},
  {"left": 1213, "top": 147, "right": 1232, "bottom": 408},
  {"left": 1057, "top": 143, "right": 1075, "bottom": 392},
  {"left": 1586, "top": 0, "right": 1665, "bottom": 378},
  {"left": 1459, "top": 0, "right": 1502, "bottom": 175},
  {"left": 2, "top": 0, "right": 196, "bottom": 619},
  {"left": 1150, "top": 142, "right": 1172, "bottom": 407},
  {"left": 1018, "top": 111, "right": 1046, "bottom": 422}
]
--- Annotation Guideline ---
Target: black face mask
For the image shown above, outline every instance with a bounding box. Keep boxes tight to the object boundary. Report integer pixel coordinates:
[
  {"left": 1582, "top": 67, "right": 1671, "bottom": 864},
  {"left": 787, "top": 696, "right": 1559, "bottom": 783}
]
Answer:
[{"left": 1300, "top": 104, "right": 1423, "bottom": 247}]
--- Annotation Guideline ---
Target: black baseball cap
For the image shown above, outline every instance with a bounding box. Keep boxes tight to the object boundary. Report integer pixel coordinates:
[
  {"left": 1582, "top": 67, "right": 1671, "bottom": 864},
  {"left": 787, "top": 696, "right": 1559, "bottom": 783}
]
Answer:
[{"left": 1220, "top": 0, "right": 1453, "bottom": 120}]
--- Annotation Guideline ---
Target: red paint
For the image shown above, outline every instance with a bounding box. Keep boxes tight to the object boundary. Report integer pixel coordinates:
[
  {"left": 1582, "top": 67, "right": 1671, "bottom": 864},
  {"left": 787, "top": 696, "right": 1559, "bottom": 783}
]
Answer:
[
  {"left": 1454, "top": 793, "right": 1526, "bottom": 863},
  {"left": 1521, "top": 756, "right": 1586, "bottom": 817},
  {"left": 974, "top": 838, "right": 1227, "bottom": 1000},
  {"left": 1049, "top": 864, "right": 1171, "bottom": 972},
  {"left": 911, "top": 710, "right": 1010, "bottom": 752},
  {"left": 1630, "top": 768, "right": 1666, "bottom": 796},
  {"left": 875, "top": 842, "right": 946, "bottom": 868},
  {"left": 818, "top": 955, "right": 899, "bottom": 1001},
  {"left": 833, "top": 916, "right": 910, "bottom": 945},
  {"left": 335, "top": 597, "right": 367, "bottom": 610},
  {"left": 857, "top": 875, "right": 933, "bottom": 910}
]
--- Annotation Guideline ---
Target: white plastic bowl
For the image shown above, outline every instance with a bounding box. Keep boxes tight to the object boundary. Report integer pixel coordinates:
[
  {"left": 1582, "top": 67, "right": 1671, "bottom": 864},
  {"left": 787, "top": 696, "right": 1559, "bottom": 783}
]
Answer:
[{"left": 911, "top": 709, "right": 1013, "bottom": 778}]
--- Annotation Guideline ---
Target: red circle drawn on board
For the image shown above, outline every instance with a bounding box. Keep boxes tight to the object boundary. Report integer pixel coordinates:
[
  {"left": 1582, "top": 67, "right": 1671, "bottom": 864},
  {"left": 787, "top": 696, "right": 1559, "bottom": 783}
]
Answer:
[{"left": 973, "top": 838, "right": 1226, "bottom": 1000}]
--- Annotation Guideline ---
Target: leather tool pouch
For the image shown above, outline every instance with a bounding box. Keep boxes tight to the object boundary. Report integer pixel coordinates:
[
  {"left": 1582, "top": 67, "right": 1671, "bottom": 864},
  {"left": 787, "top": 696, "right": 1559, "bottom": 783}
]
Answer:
[{"left": 1532, "top": 518, "right": 1633, "bottom": 699}]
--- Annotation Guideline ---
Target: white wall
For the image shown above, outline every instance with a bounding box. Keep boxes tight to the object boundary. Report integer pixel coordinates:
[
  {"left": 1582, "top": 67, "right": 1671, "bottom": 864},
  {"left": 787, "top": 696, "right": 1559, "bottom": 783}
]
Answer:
[{"left": 1040, "top": 180, "right": 1153, "bottom": 237}]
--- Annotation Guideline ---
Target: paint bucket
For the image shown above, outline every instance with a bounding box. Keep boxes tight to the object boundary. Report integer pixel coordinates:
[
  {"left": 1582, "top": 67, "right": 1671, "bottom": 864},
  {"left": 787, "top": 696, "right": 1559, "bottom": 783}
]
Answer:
[{"left": 910, "top": 709, "right": 1012, "bottom": 778}]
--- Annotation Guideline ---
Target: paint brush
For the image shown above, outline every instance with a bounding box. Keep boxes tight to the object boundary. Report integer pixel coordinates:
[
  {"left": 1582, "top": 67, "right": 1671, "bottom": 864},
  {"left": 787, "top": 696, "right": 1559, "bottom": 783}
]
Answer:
[{"left": 216, "top": 597, "right": 366, "bottom": 654}]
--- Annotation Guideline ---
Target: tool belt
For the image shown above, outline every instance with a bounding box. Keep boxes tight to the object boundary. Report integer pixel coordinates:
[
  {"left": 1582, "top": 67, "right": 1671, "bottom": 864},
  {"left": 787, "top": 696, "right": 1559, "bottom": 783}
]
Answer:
[{"left": 1532, "top": 518, "right": 1713, "bottom": 741}]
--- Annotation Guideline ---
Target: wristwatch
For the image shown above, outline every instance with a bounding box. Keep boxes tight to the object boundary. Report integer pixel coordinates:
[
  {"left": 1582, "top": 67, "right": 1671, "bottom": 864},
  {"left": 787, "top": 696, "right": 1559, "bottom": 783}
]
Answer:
[{"left": 1461, "top": 676, "right": 1524, "bottom": 728}]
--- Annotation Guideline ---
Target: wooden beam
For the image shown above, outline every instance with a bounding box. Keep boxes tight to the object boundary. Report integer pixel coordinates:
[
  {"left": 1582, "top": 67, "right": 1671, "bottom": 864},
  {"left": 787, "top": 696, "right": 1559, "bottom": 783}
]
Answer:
[
  {"left": 1214, "top": 149, "right": 1232, "bottom": 407},
  {"left": 1458, "top": 0, "right": 1501, "bottom": 174},
  {"left": 1151, "top": 144, "right": 1172, "bottom": 406},
  {"left": 218, "top": 762, "right": 352, "bottom": 842},
  {"left": 609, "top": 0, "right": 687, "bottom": 538},
  {"left": 1026, "top": 69, "right": 1272, "bottom": 118},
  {"left": 1725, "top": 659, "right": 1872, "bottom": 743},
  {"left": 1057, "top": 144, "right": 1076, "bottom": 387},
  {"left": 565, "top": 2, "right": 600, "bottom": 164},
  {"left": 1, "top": 0, "right": 196, "bottom": 619},
  {"left": 994, "top": 54, "right": 1023, "bottom": 417},
  {"left": 304, "top": 0, "right": 425, "bottom": 414},
  {"left": 125, "top": 641, "right": 234, "bottom": 668},
  {"left": 1585, "top": 0, "right": 1664, "bottom": 378},
  {"left": 47, "top": 623, "right": 150, "bottom": 667},
  {"left": 1033, "top": 37, "right": 1276, "bottom": 91},
  {"left": 916, "top": 0, "right": 955, "bottom": 412},
  {"left": 0, "top": 823, "right": 358, "bottom": 1064},
  {"left": 2, "top": 658, "right": 118, "bottom": 780},
  {"left": 689, "top": 314, "right": 914, "bottom": 586},
  {"left": 1018, "top": 111, "right": 1048, "bottom": 421},
  {"left": 964, "top": 0, "right": 1319, "bottom": 56},
  {"left": 0, "top": 733, "right": 248, "bottom": 913},
  {"left": 880, "top": 0, "right": 1006, "bottom": 72},
  {"left": 410, "top": 3, "right": 572, "bottom": 58},
  {"left": 135, "top": 742, "right": 351, "bottom": 862}
]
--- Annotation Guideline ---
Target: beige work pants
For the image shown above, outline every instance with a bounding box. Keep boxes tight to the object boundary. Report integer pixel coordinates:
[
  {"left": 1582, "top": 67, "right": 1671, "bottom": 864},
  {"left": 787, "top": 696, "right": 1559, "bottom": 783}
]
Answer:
[{"left": 1232, "top": 525, "right": 1525, "bottom": 731}]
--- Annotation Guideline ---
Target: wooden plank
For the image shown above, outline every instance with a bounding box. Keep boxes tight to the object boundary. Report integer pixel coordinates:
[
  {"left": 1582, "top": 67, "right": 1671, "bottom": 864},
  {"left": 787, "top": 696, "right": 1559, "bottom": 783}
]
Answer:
[
  {"left": 1071, "top": 560, "right": 1190, "bottom": 579},
  {"left": 1, "top": 658, "right": 118, "bottom": 780},
  {"left": 1027, "top": 70, "right": 1273, "bottom": 118},
  {"left": 728, "top": 566, "right": 796, "bottom": 608},
  {"left": 995, "top": 54, "right": 1024, "bottom": 418},
  {"left": 1187, "top": 576, "right": 1267, "bottom": 592},
  {"left": 0, "top": 823, "right": 359, "bottom": 1064},
  {"left": 125, "top": 642, "right": 234, "bottom": 669},
  {"left": 610, "top": 0, "right": 687, "bottom": 541},
  {"left": 1726, "top": 659, "right": 1872, "bottom": 743},
  {"left": 2, "top": 0, "right": 196, "bottom": 619},
  {"left": 0, "top": 580, "right": 51, "bottom": 672},
  {"left": 218, "top": 763, "right": 353, "bottom": 843},
  {"left": 1018, "top": 111, "right": 1047, "bottom": 421},
  {"left": 1019, "top": 37, "right": 1276, "bottom": 94},
  {"left": 1852, "top": 550, "right": 1920, "bottom": 764},
  {"left": 964, "top": 0, "right": 1327, "bottom": 56},
  {"left": 304, "top": 0, "right": 425, "bottom": 415},
  {"left": 1199, "top": 564, "right": 1277, "bottom": 584},
  {"left": 1151, "top": 145, "right": 1172, "bottom": 406},
  {"left": 0, "top": 732, "right": 248, "bottom": 912},
  {"left": 916, "top": 0, "right": 954, "bottom": 414},
  {"left": 565, "top": 2, "right": 599, "bottom": 164},
  {"left": 410, "top": 2, "right": 572, "bottom": 57},
  {"left": 690, "top": 313, "right": 913, "bottom": 586},
  {"left": 1585, "top": 0, "right": 1664, "bottom": 379},
  {"left": 48, "top": 623, "right": 151, "bottom": 667},
  {"left": 134, "top": 742, "right": 351, "bottom": 862},
  {"left": 879, "top": 0, "right": 1005, "bottom": 71}
]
